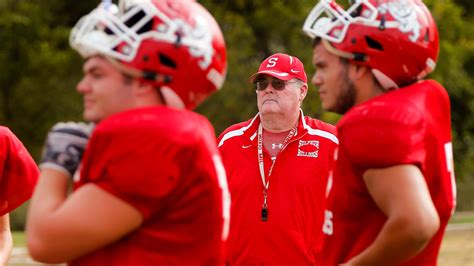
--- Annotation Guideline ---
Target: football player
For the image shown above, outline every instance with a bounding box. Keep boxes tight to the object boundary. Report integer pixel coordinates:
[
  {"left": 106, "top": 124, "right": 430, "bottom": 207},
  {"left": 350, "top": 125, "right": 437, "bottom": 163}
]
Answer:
[
  {"left": 303, "top": 0, "right": 456, "bottom": 264},
  {"left": 26, "top": 0, "right": 230, "bottom": 265},
  {"left": 0, "top": 128, "right": 38, "bottom": 265}
]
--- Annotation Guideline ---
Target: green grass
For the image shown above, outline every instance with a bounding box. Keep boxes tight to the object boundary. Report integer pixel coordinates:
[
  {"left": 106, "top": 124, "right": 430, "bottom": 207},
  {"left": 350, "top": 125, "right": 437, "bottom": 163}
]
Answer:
[
  {"left": 11, "top": 212, "right": 474, "bottom": 248},
  {"left": 12, "top": 231, "right": 26, "bottom": 247},
  {"left": 450, "top": 211, "right": 474, "bottom": 224}
]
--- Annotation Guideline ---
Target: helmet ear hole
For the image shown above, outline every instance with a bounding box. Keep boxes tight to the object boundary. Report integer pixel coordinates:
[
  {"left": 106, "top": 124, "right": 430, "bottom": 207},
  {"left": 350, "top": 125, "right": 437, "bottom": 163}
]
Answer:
[
  {"left": 365, "top": 36, "right": 383, "bottom": 51},
  {"left": 159, "top": 54, "right": 177, "bottom": 69},
  {"left": 424, "top": 29, "right": 430, "bottom": 42}
]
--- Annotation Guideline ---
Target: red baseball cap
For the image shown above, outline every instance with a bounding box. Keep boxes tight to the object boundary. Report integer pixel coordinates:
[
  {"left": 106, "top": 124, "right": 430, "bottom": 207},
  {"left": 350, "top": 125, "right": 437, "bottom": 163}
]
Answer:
[{"left": 249, "top": 53, "right": 307, "bottom": 83}]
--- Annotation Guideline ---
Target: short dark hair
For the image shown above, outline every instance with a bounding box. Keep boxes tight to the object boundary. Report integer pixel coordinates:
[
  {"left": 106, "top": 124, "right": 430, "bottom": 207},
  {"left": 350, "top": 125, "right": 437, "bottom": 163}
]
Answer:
[{"left": 312, "top": 37, "right": 322, "bottom": 48}]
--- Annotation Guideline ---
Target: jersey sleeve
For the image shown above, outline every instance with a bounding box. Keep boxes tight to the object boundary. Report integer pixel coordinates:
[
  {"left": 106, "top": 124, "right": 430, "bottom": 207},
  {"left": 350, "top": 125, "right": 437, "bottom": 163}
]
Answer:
[
  {"left": 0, "top": 127, "right": 39, "bottom": 215},
  {"left": 79, "top": 115, "right": 217, "bottom": 220},
  {"left": 81, "top": 130, "right": 184, "bottom": 219},
  {"left": 340, "top": 104, "right": 426, "bottom": 171}
]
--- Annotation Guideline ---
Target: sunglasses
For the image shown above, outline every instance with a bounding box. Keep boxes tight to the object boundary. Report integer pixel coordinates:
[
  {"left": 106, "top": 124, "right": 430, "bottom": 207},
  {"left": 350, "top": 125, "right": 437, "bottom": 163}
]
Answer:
[{"left": 254, "top": 79, "right": 298, "bottom": 91}]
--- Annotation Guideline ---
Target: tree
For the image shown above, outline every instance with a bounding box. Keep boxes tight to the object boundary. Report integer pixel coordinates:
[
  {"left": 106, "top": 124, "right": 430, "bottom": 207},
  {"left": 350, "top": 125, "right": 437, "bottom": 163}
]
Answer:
[{"left": 426, "top": 0, "right": 474, "bottom": 209}]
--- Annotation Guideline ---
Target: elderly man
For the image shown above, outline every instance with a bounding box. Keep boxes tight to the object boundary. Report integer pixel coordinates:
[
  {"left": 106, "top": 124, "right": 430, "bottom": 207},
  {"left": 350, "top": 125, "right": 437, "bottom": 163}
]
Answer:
[{"left": 218, "top": 53, "right": 338, "bottom": 265}]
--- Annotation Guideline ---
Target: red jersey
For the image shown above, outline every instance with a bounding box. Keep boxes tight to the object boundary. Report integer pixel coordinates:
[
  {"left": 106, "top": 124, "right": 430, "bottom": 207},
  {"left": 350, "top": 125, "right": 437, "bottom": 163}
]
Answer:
[
  {"left": 321, "top": 80, "right": 456, "bottom": 265},
  {"left": 218, "top": 111, "right": 338, "bottom": 265},
  {"left": 71, "top": 107, "right": 230, "bottom": 266},
  {"left": 0, "top": 127, "right": 39, "bottom": 215}
]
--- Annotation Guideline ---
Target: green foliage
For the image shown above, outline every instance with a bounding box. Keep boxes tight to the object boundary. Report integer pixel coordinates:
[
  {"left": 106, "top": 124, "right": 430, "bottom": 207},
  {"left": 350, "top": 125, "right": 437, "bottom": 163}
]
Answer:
[
  {"left": 9, "top": 203, "right": 28, "bottom": 231},
  {"left": 2, "top": 0, "right": 474, "bottom": 231},
  {"left": 450, "top": 211, "right": 474, "bottom": 224},
  {"left": 424, "top": 0, "right": 474, "bottom": 210},
  {"left": 0, "top": 1, "right": 85, "bottom": 159},
  {"left": 12, "top": 231, "right": 26, "bottom": 247}
]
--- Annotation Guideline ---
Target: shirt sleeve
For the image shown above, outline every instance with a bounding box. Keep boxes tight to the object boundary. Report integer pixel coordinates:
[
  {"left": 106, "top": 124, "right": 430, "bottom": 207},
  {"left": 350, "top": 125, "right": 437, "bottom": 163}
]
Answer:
[
  {"left": 0, "top": 127, "right": 39, "bottom": 215},
  {"left": 340, "top": 104, "right": 426, "bottom": 171},
  {"left": 80, "top": 124, "right": 195, "bottom": 220}
]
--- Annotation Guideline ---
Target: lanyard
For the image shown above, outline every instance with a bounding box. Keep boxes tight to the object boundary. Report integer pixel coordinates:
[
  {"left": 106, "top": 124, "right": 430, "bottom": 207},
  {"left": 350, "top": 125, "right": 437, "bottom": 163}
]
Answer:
[{"left": 257, "top": 123, "right": 297, "bottom": 221}]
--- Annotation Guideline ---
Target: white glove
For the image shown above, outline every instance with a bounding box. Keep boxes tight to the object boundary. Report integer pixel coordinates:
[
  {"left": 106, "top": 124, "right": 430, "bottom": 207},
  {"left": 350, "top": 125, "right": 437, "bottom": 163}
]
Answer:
[{"left": 40, "top": 122, "right": 94, "bottom": 178}]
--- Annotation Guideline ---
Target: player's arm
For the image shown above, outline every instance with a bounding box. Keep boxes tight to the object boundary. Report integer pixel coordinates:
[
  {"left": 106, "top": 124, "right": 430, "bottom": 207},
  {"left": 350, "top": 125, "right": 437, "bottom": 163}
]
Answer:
[
  {"left": 345, "top": 164, "right": 439, "bottom": 265},
  {"left": 26, "top": 168, "right": 143, "bottom": 263},
  {"left": 27, "top": 122, "right": 143, "bottom": 263},
  {"left": 0, "top": 214, "right": 12, "bottom": 266}
]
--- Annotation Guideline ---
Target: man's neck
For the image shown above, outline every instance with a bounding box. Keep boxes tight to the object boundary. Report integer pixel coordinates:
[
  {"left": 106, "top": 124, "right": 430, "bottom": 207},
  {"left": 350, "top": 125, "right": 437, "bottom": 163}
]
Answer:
[
  {"left": 355, "top": 73, "right": 385, "bottom": 105},
  {"left": 260, "top": 111, "right": 299, "bottom": 133}
]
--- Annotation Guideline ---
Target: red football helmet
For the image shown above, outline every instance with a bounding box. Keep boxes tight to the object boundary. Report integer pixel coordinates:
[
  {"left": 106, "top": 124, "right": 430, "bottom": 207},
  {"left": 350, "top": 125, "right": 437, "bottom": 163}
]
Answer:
[
  {"left": 70, "top": 0, "right": 227, "bottom": 110},
  {"left": 303, "top": 0, "right": 439, "bottom": 89}
]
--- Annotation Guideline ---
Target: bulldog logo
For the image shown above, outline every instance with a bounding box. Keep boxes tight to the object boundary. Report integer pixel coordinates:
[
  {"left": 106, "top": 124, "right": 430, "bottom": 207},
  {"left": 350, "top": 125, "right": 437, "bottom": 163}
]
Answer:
[{"left": 297, "top": 140, "right": 319, "bottom": 158}]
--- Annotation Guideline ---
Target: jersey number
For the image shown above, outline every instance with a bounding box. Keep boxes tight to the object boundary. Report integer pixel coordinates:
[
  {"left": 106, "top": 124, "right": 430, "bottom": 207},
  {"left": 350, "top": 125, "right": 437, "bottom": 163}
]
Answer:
[
  {"left": 322, "top": 210, "right": 333, "bottom": 235},
  {"left": 444, "top": 142, "right": 457, "bottom": 210}
]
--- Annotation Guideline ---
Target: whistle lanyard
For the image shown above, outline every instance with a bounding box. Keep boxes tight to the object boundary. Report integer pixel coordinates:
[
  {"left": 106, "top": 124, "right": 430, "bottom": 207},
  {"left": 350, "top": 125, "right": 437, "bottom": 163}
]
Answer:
[{"left": 257, "top": 123, "right": 297, "bottom": 221}]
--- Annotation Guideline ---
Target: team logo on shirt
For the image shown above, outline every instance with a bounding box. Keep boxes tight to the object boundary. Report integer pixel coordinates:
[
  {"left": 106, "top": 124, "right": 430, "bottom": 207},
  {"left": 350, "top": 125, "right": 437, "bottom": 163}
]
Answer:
[
  {"left": 271, "top": 143, "right": 283, "bottom": 150},
  {"left": 297, "top": 140, "right": 319, "bottom": 158}
]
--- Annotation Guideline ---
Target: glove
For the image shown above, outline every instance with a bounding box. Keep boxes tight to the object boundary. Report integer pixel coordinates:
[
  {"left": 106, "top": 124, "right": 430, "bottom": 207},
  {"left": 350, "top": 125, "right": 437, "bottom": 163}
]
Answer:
[{"left": 40, "top": 122, "right": 94, "bottom": 178}]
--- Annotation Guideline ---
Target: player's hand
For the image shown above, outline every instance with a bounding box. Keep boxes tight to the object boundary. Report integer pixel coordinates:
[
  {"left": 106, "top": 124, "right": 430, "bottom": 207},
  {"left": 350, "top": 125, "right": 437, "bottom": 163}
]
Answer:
[{"left": 40, "top": 122, "right": 94, "bottom": 178}]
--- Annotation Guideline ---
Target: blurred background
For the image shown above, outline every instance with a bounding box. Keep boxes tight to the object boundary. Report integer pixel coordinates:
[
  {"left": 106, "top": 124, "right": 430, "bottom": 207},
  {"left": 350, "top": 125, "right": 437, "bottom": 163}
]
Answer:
[{"left": 0, "top": 0, "right": 473, "bottom": 232}]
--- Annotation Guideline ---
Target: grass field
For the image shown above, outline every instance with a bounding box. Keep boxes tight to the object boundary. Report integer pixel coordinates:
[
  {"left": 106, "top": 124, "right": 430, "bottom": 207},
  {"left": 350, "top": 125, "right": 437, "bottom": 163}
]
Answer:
[
  {"left": 438, "top": 225, "right": 474, "bottom": 265},
  {"left": 8, "top": 212, "right": 474, "bottom": 265}
]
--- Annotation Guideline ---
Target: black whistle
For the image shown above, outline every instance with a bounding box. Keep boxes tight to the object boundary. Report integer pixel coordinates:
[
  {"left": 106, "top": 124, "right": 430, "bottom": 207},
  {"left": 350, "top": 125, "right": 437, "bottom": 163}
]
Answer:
[{"left": 261, "top": 208, "right": 268, "bottom": 221}]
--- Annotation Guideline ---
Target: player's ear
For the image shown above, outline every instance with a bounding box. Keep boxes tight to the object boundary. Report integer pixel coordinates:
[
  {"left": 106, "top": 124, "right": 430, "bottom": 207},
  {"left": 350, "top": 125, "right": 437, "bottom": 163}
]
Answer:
[
  {"left": 351, "top": 64, "right": 370, "bottom": 81},
  {"left": 135, "top": 80, "right": 154, "bottom": 93}
]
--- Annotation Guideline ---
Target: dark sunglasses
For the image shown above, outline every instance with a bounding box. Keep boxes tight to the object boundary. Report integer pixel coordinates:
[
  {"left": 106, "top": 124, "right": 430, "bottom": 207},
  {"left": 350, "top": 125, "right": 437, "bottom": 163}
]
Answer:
[{"left": 254, "top": 79, "right": 298, "bottom": 91}]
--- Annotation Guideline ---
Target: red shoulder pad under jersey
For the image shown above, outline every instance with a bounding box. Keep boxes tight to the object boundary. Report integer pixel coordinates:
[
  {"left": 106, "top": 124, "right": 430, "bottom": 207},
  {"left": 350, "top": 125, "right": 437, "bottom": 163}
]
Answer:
[
  {"left": 338, "top": 94, "right": 426, "bottom": 170},
  {"left": 0, "top": 127, "right": 39, "bottom": 215},
  {"left": 79, "top": 107, "right": 218, "bottom": 219}
]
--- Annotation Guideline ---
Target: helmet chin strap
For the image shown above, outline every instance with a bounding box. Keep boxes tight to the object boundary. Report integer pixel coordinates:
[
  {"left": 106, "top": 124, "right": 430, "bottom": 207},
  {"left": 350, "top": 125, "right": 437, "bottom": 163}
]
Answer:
[
  {"left": 160, "top": 87, "right": 185, "bottom": 109},
  {"left": 371, "top": 69, "right": 399, "bottom": 90}
]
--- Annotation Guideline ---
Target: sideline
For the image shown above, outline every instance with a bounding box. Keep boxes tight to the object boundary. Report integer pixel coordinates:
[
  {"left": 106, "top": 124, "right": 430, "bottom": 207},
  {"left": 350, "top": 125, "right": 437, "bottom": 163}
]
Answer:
[
  {"left": 9, "top": 212, "right": 473, "bottom": 265},
  {"left": 446, "top": 222, "right": 474, "bottom": 232}
]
